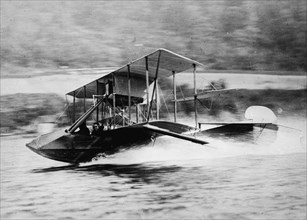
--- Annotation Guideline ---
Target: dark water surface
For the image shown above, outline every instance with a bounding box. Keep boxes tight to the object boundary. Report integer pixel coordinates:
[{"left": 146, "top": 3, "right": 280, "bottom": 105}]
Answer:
[{"left": 1, "top": 130, "right": 306, "bottom": 220}]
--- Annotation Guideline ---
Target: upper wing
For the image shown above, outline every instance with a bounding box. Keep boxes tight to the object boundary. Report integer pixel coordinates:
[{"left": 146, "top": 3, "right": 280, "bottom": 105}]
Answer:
[{"left": 66, "top": 48, "right": 204, "bottom": 99}]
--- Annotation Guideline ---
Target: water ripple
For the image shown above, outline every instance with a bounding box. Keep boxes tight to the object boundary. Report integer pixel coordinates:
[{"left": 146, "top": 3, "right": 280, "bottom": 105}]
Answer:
[{"left": 1, "top": 136, "right": 306, "bottom": 219}]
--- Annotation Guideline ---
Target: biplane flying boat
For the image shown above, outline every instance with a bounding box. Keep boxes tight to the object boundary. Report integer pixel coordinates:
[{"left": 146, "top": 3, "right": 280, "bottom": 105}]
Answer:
[{"left": 26, "top": 49, "right": 278, "bottom": 164}]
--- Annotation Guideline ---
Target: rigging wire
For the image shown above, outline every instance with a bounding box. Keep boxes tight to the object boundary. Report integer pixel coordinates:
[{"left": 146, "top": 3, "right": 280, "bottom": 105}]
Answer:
[
  {"left": 159, "top": 89, "right": 172, "bottom": 120},
  {"left": 179, "top": 85, "right": 185, "bottom": 100},
  {"left": 209, "top": 82, "right": 217, "bottom": 90},
  {"left": 138, "top": 105, "right": 147, "bottom": 122},
  {"left": 53, "top": 95, "right": 70, "bottom": 125}
]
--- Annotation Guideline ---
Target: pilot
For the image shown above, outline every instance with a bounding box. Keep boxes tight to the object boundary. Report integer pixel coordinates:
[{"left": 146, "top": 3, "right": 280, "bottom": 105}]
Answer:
[
  {"left": 91, "top": 122, "right": 104, "bottom": 136},
  {"left": 76, "top": 122, "right": 90, "bottom": 136},
  {"left": 98, "top": 122, "right": 104, "bottom": 132}
]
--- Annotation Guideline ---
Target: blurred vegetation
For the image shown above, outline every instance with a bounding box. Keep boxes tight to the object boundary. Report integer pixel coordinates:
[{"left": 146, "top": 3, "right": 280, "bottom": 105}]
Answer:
[
  {"left": 0, "top": 93, "right": 66, "bottom": 133},
  {"left": 1, "top": 0, "right": 306, "bottom": 75}
]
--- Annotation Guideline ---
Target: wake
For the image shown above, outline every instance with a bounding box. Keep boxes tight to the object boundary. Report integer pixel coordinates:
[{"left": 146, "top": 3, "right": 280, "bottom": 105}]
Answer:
[{"left": 87, "top": 122, "right": 305, "bottom": 166}]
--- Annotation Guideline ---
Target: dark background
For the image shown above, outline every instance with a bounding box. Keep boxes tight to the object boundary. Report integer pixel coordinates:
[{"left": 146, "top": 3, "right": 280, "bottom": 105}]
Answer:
[{"left": 1, "top": 0, "right": 306, "bottom": 74}]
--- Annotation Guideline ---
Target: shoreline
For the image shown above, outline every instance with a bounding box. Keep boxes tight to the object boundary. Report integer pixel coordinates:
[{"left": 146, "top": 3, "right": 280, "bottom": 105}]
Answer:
[
  {"left": 1, "top": 73, "right": 306, "bottom": 98},
  {"left": 1, "top": 69, "right": 306, "bottom": 79}
]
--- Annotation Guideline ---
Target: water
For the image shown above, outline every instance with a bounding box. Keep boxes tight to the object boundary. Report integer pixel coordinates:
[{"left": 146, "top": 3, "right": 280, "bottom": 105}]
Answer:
[{"left": 1, "top": 125, "right": 306, "bottom": 219}]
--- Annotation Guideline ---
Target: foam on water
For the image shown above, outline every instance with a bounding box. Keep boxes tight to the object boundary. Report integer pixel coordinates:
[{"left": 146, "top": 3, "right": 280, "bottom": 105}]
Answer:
[{"left": 87, "top": 119, "right": 306, "bottom": 166}]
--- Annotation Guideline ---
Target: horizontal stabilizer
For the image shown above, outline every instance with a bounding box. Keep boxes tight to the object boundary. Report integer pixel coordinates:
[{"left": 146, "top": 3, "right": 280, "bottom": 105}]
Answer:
[
  {"left": 142, "top": 124, "right": 209, "bottom": 145},
  {"left": 175, "top": 89, "right": 237, "bottom": 102},
  {"left": 199, "top": 121, "right": 278, "bottom": 131},
  {"left": 199, "top": 121, "right": 272, "bottom": 125},
  {"left": 200, "top": 106, "right": 279, "bottom": 131}
]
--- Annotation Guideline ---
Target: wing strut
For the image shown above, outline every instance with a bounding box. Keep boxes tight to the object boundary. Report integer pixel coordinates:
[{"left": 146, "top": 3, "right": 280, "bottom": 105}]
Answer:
[{"left": 147, "top": 50, "right": 162, "bottom": 122}]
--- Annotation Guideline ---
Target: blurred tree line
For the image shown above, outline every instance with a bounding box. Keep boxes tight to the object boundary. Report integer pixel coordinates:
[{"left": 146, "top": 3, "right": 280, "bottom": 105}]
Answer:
[{"left": 1, "top": 0, "right": 306, "bottom": 74}]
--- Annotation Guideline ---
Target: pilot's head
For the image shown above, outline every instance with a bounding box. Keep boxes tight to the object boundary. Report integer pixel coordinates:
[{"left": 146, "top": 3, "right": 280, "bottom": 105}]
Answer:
[{"left": 92, "top": 123, "right": 99, "bottom": 131}]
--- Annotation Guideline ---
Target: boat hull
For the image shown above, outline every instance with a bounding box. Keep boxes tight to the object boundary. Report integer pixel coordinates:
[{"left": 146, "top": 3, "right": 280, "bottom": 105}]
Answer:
[
  {"left": 26, "top": 120, "right": 200, "bottom": 164},
  {"left": 26, "top": 126, "right": 154, "bottom": 164}
]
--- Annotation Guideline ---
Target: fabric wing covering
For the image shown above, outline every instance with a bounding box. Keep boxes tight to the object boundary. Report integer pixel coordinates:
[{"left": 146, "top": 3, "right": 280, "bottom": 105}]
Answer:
[{"left": 66, "top": 48, "right": 204, "bottom": 100}]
